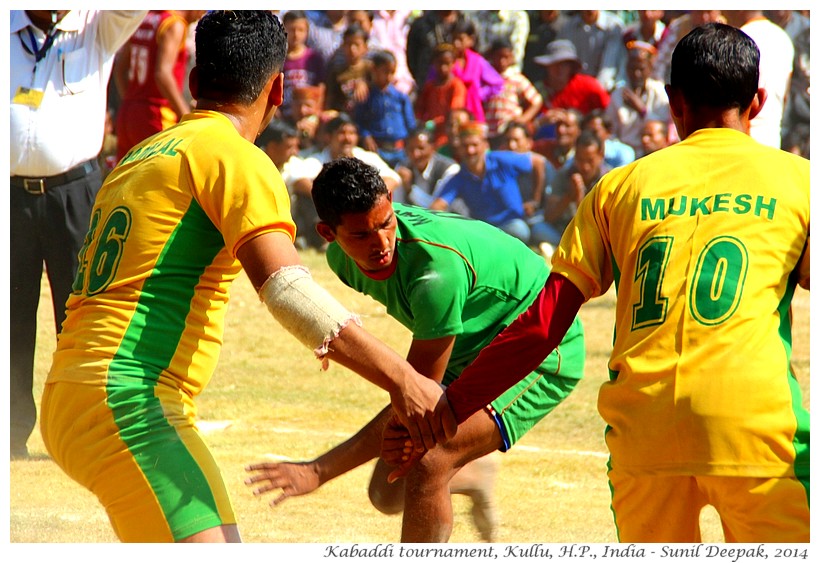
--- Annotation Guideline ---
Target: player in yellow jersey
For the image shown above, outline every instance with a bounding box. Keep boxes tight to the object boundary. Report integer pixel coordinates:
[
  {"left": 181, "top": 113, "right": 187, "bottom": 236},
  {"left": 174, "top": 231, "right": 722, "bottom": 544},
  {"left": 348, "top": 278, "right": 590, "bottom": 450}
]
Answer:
[
  {"left": 40, "top": 11, "right": 455, "bottom": 543},
  {"left": 388, "top": 23, "right": 810, "bottom": 542}
]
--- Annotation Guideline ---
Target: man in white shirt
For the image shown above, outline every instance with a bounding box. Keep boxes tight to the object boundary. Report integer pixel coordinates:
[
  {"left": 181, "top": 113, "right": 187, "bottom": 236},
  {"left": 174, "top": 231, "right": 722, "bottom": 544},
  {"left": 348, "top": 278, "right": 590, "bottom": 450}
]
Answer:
[
  {"left": 724, "top": 11, "right": 794, "bottom": 149},
  {"left": 9, "top": 10, "right": 146, "bottom": 459}
]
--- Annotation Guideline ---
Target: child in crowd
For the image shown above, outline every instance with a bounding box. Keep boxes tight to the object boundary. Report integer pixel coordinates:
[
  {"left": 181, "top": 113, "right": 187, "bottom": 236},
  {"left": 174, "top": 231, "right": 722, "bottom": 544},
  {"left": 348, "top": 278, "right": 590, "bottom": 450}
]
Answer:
[
  {"left": 281, "top": 11, "right": 326, "bottom": 119},
  {"left": 484, "top": 37, "right": 544, "bottom": 141},
  {"left": 415, "top": 44, "right": 467, "bottom": 148},
  {"left": 450, "top": 17, "right": 504, "bottom": 124},
  {"left": 354, "top": 50, "right": 416, "bottom": 169},
  {"left": 324, "top": 23, "right": 371, "bottom": 113},
  {"left": 284, "top": 85, "right": 327, "bottom": 156}
]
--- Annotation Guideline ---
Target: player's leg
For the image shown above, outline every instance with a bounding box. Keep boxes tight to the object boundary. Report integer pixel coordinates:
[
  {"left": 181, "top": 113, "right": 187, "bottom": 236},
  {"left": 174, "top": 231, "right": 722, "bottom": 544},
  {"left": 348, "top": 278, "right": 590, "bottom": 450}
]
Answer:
[
  {"left": 41, "top": 380, "right": 239, "bottom": 542},
  {"left": 608, "top": 470, "right": 707, "bottom": 542},
  {"left": 700, "top": 475, "right": 810, "bottom": 542},
  {"left": 401, "top": 407, "right": 503, "bottom": 542},
  {"left": 448, "top": 449, "right": 501, "bottom": 542}
]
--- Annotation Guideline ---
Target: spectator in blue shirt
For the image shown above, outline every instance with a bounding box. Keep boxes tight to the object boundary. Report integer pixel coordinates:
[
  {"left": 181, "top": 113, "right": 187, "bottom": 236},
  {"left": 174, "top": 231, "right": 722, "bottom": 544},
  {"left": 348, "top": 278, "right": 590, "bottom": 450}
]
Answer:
[
  {"left": 431, "top": 122, "right": 546, "bottom": 245},
  {"left": 354, "top": 49, "right": 416, "bottom": 168}
]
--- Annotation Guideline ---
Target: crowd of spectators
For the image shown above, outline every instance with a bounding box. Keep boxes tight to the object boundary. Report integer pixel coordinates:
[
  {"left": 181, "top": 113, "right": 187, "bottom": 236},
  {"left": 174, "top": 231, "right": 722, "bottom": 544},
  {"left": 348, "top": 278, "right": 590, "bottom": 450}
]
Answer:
[{"left": 105, "top": 9, "right": 812, "bottom": 252}]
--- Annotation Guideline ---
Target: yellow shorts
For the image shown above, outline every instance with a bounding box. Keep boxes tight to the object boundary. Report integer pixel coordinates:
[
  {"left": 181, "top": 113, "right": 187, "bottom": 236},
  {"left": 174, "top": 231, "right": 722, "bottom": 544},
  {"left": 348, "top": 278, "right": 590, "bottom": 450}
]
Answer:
[
  {"left": 41, "top": 381, "right": 236, "bottom": 542},
  {"left": 608, "top": 469, "right": 810, "bottom": 542}
]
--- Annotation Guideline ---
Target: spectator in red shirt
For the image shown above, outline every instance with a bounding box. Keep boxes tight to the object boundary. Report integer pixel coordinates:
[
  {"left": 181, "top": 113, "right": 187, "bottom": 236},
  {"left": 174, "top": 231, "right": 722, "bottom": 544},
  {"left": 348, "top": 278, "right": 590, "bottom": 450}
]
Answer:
[{"left": 534, "top": 39, "right": 609, "bottom": 115}]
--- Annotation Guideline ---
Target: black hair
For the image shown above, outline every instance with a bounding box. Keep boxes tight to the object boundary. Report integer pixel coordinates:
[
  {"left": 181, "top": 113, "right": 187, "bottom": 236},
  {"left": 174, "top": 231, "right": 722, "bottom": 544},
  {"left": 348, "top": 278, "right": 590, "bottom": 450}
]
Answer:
[
  {"left": 581, "top": 109, "right": 613, "bottom": 133},
  {"left": 312, "top": 157, "right": 389, "bottom": 228},
  {"left": 256, "top": 120, "right": 298, "bottom": 148},
  {"left": 575, "top": 129, "right": 604, "bottom": 152},
  {"left": 195, "top": 11, "right": 287, "bottom": 105},
  {"left": 282, "top": 10, "right": 308, "bottom": 26},
  {"left": 670, "top": 22, "right": 759, "bottom": 111},
  {"left": 325, "top": 112, "right": 358, "bottom": 135},
  {"left": 343, "top": 23, "right": 369, "bottom": 43},
  {"left": 488, "top": 37, "right": 514, "bottom": 54},
  {"left": 501, "top": 121, "right": 532, "bottom": 139},
  {"left": 451, "top": 17, "right": 477, "bottom": 40},
  {"left": 370, "top": 49, "right": 396, "bottom": 69}
]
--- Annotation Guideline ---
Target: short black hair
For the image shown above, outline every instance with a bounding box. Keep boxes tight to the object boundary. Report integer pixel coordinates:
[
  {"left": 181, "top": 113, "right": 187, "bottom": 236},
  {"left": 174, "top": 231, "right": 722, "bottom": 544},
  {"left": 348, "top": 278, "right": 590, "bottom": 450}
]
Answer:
[
  {"left": 581, "top": 109, "right": 612, "bottom": 133},
  {"left": 343, "top": 23, "right": 369, "bottom": 43},
  {"left": 487, "top": 37, "right": 514, "bottom": 54},
  {"left": 370, "top": 49, "right": 396, "bottom": 69},
  {"left": 312, "top": 157, "right": 389, "bottom": 228},
  {"left": 194, "top": 11, "right": 287, "bottom": 105},
  {"left": 282, "top": 10, "right": 308, "bottom": 26},
  {"left": 256, "top": 120, "right": 298, "bottom": 148},
  {"left": 575, "top": 130, "right": 604, "bottom": 152},
  {"left": 670, "top": 22, "right": 759, "bottom": 111},
  {"left": 325, "top": 113, "right": 358, "bottom": 135}
]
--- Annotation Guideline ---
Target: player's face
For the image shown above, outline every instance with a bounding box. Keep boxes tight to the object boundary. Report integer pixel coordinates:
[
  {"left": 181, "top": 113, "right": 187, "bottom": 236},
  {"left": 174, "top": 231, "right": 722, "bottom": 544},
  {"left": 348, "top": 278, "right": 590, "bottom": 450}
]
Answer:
[{"left": 331, "top": 195, "right": 398, "bottom": 273}]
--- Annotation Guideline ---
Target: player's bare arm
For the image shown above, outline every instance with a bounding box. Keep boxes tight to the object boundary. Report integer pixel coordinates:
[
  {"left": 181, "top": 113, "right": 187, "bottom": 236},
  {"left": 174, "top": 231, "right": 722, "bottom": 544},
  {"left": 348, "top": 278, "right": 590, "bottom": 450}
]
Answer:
[{"left": 237, "top": 231, "right": 456, "bottom": 450}]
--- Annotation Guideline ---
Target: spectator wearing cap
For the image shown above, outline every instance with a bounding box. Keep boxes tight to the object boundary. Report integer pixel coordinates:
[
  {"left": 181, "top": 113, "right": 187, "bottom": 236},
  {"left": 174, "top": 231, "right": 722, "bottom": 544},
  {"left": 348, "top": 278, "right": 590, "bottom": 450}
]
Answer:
[
  {"left": 535, "top": 39, "right": 610, "bottom": 115},
  {"left": 431, "top": 122, "right": 547, "bottom": 246},
  {"left": 605, "top": 41, "right": 670, "bottom": 154}
]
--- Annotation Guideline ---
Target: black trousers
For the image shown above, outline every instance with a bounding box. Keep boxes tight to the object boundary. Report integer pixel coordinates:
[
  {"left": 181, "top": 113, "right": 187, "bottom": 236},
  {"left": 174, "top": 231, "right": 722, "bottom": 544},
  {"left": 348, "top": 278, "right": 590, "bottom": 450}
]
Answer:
[{"left": 9, "top": 163, "right": 101, "bottom": 453}]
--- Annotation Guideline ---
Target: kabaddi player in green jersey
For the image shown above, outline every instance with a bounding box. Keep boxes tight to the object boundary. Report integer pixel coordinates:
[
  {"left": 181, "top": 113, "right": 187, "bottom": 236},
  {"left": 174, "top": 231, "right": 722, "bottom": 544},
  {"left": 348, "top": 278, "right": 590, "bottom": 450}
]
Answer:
[
  {"left": 40, "top": 11, "right": 454, "bottom": 543},
  {"left": 401, "top": 23, "right": 810, "bottom": 542},
  {"left": 245, "top": 156, "right": 585, "bottom": 542}
]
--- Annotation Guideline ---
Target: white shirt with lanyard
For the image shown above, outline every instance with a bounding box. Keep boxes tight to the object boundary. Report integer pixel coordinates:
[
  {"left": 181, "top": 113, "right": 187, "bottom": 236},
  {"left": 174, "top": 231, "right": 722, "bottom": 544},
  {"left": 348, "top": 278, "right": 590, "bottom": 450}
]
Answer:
[{"left": 10, "top": 10, "right": 145, "bottom": 177}]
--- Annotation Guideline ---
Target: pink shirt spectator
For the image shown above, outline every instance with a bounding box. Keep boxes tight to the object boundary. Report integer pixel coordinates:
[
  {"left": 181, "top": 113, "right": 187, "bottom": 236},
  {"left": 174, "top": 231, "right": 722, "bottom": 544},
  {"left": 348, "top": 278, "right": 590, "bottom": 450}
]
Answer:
[{"left": 452, "top": 48, "right": 504, "bottom": 123}]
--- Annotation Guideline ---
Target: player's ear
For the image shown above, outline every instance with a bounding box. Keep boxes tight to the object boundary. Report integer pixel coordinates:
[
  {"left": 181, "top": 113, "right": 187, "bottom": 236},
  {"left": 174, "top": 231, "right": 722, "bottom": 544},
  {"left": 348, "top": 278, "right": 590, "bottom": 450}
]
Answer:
[
  {"left": 188, "top": 66, "right": 199, "bottom": 100},
  {"left": 747, "top": 87, "right": 767, "bottom": 121},
  {"left": 315, "top": 222, "right": 336, "bottom": 244},
  {"left": 268, "top": 72, "right": 284, "bottom": 108}
]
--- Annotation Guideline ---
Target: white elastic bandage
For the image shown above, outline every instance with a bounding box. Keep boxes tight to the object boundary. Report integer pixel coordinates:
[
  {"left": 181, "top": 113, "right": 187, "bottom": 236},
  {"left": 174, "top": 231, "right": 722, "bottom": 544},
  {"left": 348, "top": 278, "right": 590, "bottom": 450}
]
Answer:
[{"left": 258, "top": 265, "right": 361, "bottom": 360}]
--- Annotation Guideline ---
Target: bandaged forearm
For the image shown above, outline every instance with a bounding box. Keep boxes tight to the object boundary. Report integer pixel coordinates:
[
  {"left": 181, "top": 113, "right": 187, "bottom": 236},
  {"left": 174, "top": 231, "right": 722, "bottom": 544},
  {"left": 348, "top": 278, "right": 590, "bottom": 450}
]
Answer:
[{"left": 258, "top": 265, "right": 361, "bottom": 359}]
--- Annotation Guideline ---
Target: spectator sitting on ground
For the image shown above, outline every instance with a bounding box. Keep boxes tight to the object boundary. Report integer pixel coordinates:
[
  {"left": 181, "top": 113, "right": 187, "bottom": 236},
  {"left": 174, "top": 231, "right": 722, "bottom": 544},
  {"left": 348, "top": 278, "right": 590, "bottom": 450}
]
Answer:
[
  {"left": 288, "top": 113, "right": 402, "bottom": 248},
  {"left": 534, "top": 39, "right": 609, "bottom": 115},
  {"left": 605, "top": 40, "right": 670, "bottom": 155},
  {"left": 437, "top": 107, "right": 474, "bottom": 162},
  {"left": 396, "top": 126, "right": 460, "bottom": 209},
  {"left": 353, "top": 49, "right": 416, "bottom": 169},
  {"left": 580, "top": 109, "right": 635, "bottom": 168},
  {"left": 543, "top": 130, "right": 611, "bottom": 237},
  {"left": 431, "top": 122, "right": 546, "bottom": 246},
  {"left": 639, "top": 119, "right": 671, "bottom": 156},
  {"left": 531, "top": 107, "right": 582, "bottom": 170}
]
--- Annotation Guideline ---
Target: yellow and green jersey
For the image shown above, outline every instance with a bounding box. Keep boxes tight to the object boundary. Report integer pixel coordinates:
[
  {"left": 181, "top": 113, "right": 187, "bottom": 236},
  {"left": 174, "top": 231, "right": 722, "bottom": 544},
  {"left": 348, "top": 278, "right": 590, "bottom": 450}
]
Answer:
[
  {"left": 553, "top": 128, "right": 810, "bottom": 478},
  {"left": 48, "top": 110, "right": 296, "bottom": 398}
]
